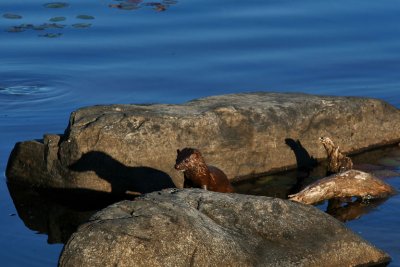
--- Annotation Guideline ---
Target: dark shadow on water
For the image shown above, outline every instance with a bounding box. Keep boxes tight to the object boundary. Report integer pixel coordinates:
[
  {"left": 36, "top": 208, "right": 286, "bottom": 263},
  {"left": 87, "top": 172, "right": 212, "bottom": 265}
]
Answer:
[
  {"left": 68, "top": 151, "right": 176, "bottom": 195},
  {"left": 233, "top": 144, "right": 400, "bottom": 222},
  {"left": 7, "top": 182, "right": 129, "bottom": 244}
]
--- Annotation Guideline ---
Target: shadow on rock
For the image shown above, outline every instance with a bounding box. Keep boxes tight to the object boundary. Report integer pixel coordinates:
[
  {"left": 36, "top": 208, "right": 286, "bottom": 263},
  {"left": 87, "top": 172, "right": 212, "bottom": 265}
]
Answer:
[
  {"left": 285, "top": 138, "right": 318, "bottom": 194},
  {"left": 68, "top": 151, "right": 176, "bottom": 195},
  {"left": 7, "top": 183, "right": 123, "bottom": 244}
]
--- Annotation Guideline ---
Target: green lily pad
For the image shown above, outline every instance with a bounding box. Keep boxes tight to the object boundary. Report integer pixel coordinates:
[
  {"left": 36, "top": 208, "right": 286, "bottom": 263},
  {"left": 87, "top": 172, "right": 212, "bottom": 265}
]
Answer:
[
  {"left": 72, "top": 23, "right": 92, "bottom": 28},
  {"left": 3, "top": 13, "right": 23, "bottom": 19},
  {"left": 43, "top": 2, "right": 69, "bottom": 8},
  {"left": 39, "top": 33, "right": 62, "bottom": 38},
  {"left": 6, "top": 26, "right": 24, "bottom": 33},
  {"left": 164, "top": 0, "right": 178, "bottom": 4},
  {"left": 49, "top": 16, "right": 66, "bottom": 22},
  {"left": 33, "top": 25, "right": 47, "bottom": 31},
  {"left": 109, "top": 3, "right": 139, "bottom": 10},
  {"left": 76, "top": 15, "right": 95, "bottom": 20}
]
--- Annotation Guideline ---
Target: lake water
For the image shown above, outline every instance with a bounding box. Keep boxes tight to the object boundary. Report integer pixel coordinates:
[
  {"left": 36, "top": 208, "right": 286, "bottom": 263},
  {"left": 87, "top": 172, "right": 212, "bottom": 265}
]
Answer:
[{"left": 1, "top": 0, "right": 399, "bottom": 266}]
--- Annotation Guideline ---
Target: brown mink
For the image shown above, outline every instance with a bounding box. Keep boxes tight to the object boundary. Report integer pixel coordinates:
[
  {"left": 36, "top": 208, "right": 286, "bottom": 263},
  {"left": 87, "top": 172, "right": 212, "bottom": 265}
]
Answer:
[
  {"left": 174, "top": 148, "right": 234, "bottom": 193},
  {"left": 319, "top": 137, "right": 353, "bottom": 174}
]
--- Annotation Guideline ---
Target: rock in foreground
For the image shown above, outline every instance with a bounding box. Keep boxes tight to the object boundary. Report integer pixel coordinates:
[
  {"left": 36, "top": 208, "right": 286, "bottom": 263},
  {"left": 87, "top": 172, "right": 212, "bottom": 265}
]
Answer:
[
  {"left": 289, "top": 170, "right": 397, "bottom": 205},
  {"left": 59, "top": 189, "right": 390, "bottom": 267}
]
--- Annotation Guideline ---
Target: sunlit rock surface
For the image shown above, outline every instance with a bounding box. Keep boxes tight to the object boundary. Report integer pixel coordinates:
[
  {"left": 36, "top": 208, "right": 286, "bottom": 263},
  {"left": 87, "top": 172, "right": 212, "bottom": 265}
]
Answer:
[
  {"left": 289, "top": 170, "right": 396, "bottom": 205},
  {"left": 59, "top": 189, "right": 391, "bottom": 267},
  {"left": 6, "top": 93, "right": 400, "bottom": 193}
]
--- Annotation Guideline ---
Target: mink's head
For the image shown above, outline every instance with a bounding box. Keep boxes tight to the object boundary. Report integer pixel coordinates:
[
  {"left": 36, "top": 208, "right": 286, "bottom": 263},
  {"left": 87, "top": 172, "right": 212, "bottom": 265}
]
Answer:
[{"left": 174, "top": 148, "right": 203, "bottom": 171}]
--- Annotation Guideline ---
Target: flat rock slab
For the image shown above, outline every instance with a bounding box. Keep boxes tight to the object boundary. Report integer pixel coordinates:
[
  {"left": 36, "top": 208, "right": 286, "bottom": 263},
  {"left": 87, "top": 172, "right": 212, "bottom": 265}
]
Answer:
[
  {"left": 59, "top": 189, "right": 391, "bottom": 267},
  {"left": 289, "top": 170, "right": 397, "bottom": 204},
  {"left": 6, "top": 92, "right": 400, "bottom": 192}
]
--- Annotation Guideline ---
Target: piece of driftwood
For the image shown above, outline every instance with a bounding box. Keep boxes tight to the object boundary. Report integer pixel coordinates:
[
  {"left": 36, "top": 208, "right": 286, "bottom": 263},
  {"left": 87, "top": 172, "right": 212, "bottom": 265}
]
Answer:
[
  {"left": 319, "top": 136, "right": 353, "bottom": 174},
  {"left": 288, "top": 170, "right": 396, "bottom": 205}
]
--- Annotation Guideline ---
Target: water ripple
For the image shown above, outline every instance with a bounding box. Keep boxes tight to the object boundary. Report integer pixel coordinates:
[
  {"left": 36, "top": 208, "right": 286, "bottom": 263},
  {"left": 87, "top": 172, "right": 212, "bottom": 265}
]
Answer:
[{"left": 0, "top": 84, "right": 51, "bottom": 96}]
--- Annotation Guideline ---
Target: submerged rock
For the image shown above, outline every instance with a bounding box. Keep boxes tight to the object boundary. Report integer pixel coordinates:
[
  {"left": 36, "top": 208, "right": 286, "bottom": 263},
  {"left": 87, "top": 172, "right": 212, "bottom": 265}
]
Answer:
[
  {"left": 59, "top": 189, "right": 391, "bottom": 267},
  {"left": 288, "top": 170, "right": 396, "bottom": 205},
  {"left": 6, "top": 93, "right": 400, "bottom": 193}
]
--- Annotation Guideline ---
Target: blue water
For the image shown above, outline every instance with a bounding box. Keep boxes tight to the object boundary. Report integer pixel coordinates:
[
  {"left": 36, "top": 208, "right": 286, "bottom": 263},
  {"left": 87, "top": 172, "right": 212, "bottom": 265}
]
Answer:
[{"left": 1, "top": 0, "right": 400, "bottom": 266}]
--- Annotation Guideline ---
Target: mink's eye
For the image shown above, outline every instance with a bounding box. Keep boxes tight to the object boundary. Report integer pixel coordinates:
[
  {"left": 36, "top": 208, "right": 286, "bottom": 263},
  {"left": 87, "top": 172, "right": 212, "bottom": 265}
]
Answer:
[{"left": 184, "top": 159, "right": 189, "bottom": 163}]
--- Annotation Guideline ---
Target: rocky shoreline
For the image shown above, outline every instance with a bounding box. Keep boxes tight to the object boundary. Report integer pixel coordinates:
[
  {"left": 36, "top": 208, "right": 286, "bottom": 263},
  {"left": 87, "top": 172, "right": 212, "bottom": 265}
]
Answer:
[{"left": 6, "top": 92, "right": 400, "bottom": 266}]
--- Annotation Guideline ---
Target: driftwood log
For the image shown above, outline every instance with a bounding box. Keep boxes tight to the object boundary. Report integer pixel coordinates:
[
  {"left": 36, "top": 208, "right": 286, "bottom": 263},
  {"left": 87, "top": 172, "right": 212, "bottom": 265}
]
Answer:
[
  {"left": 319, "top": 137, "right": 353, "bottom": 174},
  {"left": 288, "top": 170, "right": 396, "bottom": 205}
]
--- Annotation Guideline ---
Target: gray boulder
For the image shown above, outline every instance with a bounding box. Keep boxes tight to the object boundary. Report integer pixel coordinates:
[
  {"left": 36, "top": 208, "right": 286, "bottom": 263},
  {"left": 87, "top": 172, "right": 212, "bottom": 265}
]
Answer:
[
  {"left": 7, "top": 93, "right": 400, "bottom": 192},
  {"left": 59, "top": 189, "right": 391, "bottom": 266}
]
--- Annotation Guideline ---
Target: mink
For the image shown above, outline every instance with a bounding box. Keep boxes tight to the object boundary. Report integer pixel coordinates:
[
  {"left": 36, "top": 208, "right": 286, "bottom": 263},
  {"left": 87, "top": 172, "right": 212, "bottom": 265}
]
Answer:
[{"left": 174, "top": 148, "right": 234, "bottom": 193}]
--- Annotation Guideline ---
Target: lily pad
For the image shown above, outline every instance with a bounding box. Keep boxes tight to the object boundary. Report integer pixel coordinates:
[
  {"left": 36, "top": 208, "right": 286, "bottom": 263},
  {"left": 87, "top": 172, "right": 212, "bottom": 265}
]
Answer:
[
  {"left": 72, "top": 23, "right": 92, "bottom": 28},
  {"left": 3, "top": 13, "right": 23, "bottom": 19},
  {"left": 109, "top": 3, "right": 139, "bottom": 10},
  {"left": 39, "top": 33, "right": 62, "bottom": 38},
  {"left": 49, "top": 16, "right": 66, "bottom": 22},
  {"left": 76, "top": 15, "right": 95, "bottom": 20},
  {"left": 40, "top": 23, "right": 66, "bottom": 29},
  {"left": 18, "top": 24, "right": 35, "bottom": 30},
  {"left": 6, "top": 26, "right": 24, "bottom": 33},
  {"left": 163, "top": 0, "right": 178, "bottom": 4},
  {"left": 43, "top": 2, "right": 69, "bottom": 8}
]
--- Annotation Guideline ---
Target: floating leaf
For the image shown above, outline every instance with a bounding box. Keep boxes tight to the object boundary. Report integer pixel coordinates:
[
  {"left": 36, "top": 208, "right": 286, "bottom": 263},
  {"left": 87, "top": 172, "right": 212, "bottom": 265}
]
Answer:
[
  {"left": 76, "top": 15, "right": 95, "bottom": 20},
  {"left": 72, "top": 23, "right": 92, "bottom": 28},
  {"left": 3, "top": 13, "right": 23, "bottom": 19},
  {"left": 43, "top": 2, "right": 69, "bottom": 8},
  {"left": 33, "top": 25, "right": 47, "bottom": 31},
  {"left": 39, "top": 33, "right": 62, "bottom": 38},
  {"left": 49, "top": 16, "right": 66, "bottom": 22},
  {"left": 109, "top": 3, "right": 139, "bottom": 10},
  {"left": 19, "top": 24, "right": 35, "bottom": 29},
  {"left": 163, "top": 0, "right": 178, "bottom": 4},
  {"left": 6, "top": 26, "right": 24, "bottom": 33}
]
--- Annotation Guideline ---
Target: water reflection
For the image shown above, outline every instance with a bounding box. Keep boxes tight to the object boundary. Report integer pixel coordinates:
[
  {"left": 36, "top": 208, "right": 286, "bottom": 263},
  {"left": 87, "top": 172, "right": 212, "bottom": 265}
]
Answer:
[
  {"left": 7, "top": 183, "right": 135, "bottom": 244},
  {"left": 2, "top": 0, "right": 178, "bottom": 37},
  {"left": 234, "top": 144, "right": 400, "bottom": 221},
  {"left": 326, "top": 198, "right": 389, "bottom": 222},
  {"left": 109, "top": 0, "right": 178, "bottom": 12},
  {"left": 7, "top": 145, "right": 399, "bottom": 244}
]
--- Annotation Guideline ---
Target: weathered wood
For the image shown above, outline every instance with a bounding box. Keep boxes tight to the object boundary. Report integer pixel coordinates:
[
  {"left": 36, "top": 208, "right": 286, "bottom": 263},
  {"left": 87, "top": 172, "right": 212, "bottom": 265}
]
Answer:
[
  {"left": 319, "top": 136, "right": 353, "bottom": 174},
  {"left": 288, "top": 170, "right": 396, "bottom": 205}
]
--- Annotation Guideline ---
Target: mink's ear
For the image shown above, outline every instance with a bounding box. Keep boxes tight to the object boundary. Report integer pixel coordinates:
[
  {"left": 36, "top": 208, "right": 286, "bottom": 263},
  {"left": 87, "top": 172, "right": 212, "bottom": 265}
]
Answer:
[
  {"left": 194, "top": 150, "right": 201, "bottom": 157},
  {"left": 177, "top": 149, "right": 180, "bottom": 155}
]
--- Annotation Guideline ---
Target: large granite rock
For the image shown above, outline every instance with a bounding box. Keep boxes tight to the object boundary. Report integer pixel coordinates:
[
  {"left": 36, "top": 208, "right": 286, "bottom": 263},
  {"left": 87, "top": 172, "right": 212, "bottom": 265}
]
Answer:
[
  {"left": 59, "top": 189, "right": 391, "bottom": 267},
  {"left": 6, "top": 93, "right": 400, "bottom": 192}
]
